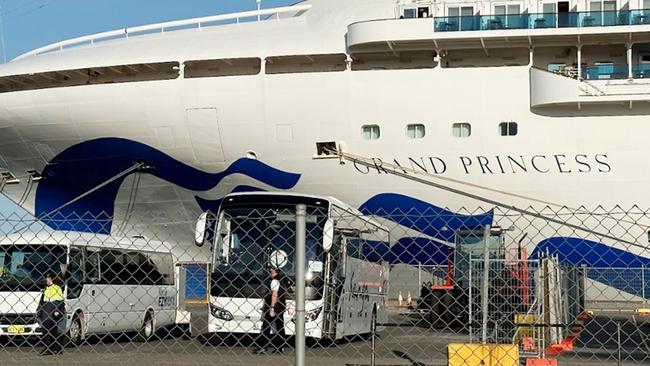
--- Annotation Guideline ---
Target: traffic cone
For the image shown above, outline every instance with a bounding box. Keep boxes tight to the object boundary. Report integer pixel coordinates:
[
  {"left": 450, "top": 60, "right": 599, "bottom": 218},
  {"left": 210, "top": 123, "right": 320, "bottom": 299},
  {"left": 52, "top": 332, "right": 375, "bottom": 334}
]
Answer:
[
  {"left": 407, "top": 291, "right": 413, "bottom": 307},
  {"left": 398, "top": 291, "right": 403, "bottom": 307}
]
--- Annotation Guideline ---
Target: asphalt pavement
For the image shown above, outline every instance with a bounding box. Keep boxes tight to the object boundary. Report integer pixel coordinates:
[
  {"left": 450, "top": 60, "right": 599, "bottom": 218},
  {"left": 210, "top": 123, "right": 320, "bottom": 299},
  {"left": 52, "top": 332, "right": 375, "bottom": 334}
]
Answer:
[{"left": 2, "top": 311, "right": 648, "bottom": 366}]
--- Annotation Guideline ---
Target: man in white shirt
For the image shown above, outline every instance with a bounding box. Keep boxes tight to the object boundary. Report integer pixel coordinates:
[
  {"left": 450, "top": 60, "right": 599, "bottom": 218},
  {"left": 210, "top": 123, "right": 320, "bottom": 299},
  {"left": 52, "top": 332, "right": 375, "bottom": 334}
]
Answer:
[{"left": 255, "top": 265, "right": 286, "bottom": 354}]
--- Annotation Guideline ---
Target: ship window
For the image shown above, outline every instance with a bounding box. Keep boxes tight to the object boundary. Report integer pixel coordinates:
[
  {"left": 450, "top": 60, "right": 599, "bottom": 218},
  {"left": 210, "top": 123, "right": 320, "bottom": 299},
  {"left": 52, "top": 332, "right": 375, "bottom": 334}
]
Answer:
[
  {"left": 0, "top": 61, "right": 180, "bottom": 94},
  {"left": 184, "top": 58, "right": 261, "bottom": 78},
  {"left": 403, "top": 8, "right": 416, "bottom": 18},
  {"left": 499, "top": 122, "right": 518, "bottom": 136},
  {"left": 406, "top": 124, "right": 426, "bottom": 139},
  {"left": 361, "top": 125, "right": 381, "bottom": 140},
  {"left": 265, "top": 54, "right": 347, "bottom": 74},
  {"left": 452, "top": 123, "right": 471, "bottom": 138}
]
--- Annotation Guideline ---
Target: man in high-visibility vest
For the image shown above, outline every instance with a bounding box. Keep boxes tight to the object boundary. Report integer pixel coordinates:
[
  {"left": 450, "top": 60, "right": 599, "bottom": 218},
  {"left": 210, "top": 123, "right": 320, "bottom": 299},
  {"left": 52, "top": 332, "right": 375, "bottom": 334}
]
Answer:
[{"left": 37, "top": 272, "right": 66, "bottom": 355}]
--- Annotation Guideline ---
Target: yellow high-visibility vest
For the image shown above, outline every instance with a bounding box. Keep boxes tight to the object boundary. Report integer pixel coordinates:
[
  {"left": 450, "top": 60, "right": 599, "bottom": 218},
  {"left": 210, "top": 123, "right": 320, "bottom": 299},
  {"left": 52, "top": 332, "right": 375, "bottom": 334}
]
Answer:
[{"left": 43, "top": 284, "right": 64, "bottom": 302}]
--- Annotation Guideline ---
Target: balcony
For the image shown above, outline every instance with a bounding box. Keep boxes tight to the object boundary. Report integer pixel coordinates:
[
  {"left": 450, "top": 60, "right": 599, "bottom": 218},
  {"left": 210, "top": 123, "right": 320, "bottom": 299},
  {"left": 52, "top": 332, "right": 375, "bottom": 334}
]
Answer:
[
  {"left": 348, "top": 9, "right": 650, "bottom": 54},
  {"left": 530, "top": 67, "right": 650, "bottom": 109},
  {"left": 582, "top": 64, "right": 650, "bottom": 79},
  {"left": 435, "top": 9, "right": 650, "bottom": 32}
]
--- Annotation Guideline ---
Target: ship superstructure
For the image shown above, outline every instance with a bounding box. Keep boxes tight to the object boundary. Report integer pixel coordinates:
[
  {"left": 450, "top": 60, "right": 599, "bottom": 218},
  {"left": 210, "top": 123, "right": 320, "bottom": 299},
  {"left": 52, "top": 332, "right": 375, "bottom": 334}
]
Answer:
[{"left": 0, "top": 0, "right": 647, "bottom": 276}]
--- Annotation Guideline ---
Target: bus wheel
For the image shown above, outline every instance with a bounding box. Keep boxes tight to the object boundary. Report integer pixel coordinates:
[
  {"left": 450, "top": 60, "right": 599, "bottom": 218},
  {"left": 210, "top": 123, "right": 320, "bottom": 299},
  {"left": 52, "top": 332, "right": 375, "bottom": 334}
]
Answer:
[
  {"left": 67, "top": 314, "right": 83, "bottom": 346},
  {"left": 137, "top": 311, "right": 155, "bottom": 342},
  {"left": 68, "top": 313, "right": 83, "bottom": 346}
]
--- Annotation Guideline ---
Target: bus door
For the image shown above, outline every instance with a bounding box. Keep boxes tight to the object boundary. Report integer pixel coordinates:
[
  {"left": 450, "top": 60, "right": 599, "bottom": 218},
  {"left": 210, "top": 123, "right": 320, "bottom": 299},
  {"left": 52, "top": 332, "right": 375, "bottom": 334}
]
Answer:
[
  {"left": 65, "top": 247, "right": 85, "bottom": 325},
  {"left": 322, "top": 233, "right": 347, "bottom": 339},
  {"left": 323, "top": 233, "right": 357, "bottom": 339},
  {"left": 82, "top": 248, "right": 103, "bottom": 332}
]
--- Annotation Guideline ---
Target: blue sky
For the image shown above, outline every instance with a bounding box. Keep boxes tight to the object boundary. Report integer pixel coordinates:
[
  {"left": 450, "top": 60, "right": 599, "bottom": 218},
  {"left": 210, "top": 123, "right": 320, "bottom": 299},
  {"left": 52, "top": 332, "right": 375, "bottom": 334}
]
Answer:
[
  {"left": 0, "top": 0, "right": 296, "bottom": 61},
  {"left": 0, "top": 0, "right": 295, "bottom": 216}
]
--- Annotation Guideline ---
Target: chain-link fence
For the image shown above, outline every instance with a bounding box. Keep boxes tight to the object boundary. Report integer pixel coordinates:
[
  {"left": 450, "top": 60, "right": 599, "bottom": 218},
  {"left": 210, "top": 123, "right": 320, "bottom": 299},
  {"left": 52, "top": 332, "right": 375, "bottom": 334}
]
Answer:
[{"left": 0, "top": 201, "right": 649, "bottom": 366}]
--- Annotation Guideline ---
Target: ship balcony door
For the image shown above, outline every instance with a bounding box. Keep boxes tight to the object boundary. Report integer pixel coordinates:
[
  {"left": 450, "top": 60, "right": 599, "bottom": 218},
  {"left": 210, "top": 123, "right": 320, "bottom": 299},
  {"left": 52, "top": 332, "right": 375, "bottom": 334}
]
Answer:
[
  {"left": 558, "top": 1, "right": 570, "bottom": 27},
  {"left": 448, "top": 6, "right": 474, "bottom": 31},
  {"left": 186, "top": 108, "right": 226, "bottom": 164}
]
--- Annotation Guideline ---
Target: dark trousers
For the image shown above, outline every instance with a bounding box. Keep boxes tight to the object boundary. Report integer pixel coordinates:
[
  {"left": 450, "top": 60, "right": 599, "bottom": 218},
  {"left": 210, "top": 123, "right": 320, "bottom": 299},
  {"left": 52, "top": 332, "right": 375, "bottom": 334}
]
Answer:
[
  {"left": 260, "top": 313, "right": 285, "bottom": 350},
  {"left": 41, "top": 320, "right": 63, "bottom": 354}
]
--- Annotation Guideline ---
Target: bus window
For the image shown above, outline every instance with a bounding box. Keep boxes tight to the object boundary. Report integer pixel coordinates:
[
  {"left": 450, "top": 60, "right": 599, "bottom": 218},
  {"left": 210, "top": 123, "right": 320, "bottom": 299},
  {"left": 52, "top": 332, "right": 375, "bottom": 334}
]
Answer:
[
  {"left": 148, "top": 253, "right": 173, "bottom": 285},
  {"left": 67, "top": 247, "right": 84, "bottom": 299},
  {"left": 100, "top": 250, "right": 126, "bottom": 285},
  {"left": 124, "top": 252, "right": 145, "bottom": 285},
  {"left": 86, "top": 250, "right": 100, "bottom": 283}
]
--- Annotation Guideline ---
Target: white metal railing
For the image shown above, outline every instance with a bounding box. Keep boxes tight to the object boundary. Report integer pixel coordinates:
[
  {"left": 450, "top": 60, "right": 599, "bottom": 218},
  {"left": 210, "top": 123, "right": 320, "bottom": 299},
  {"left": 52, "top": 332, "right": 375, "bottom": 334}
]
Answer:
[{"left": 13, "top": 4, "right": 312, "bottom": 61}]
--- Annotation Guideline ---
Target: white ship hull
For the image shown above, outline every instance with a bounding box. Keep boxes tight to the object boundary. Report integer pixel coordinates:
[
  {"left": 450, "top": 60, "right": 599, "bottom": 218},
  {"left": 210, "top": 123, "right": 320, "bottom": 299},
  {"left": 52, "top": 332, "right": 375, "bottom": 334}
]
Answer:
[{"left": 0, "top": 0, "right": 648, "bottom": 298}]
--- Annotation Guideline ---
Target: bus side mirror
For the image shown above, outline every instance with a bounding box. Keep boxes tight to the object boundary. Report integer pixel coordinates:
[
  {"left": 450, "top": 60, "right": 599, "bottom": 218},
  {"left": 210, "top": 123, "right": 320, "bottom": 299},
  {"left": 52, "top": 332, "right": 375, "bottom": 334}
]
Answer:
[
  {"left": 322, "top": 219, "right": 334, "bottom": 253},
  {"left": 195, "top": 212, "right": 208, "bottom": 247}
]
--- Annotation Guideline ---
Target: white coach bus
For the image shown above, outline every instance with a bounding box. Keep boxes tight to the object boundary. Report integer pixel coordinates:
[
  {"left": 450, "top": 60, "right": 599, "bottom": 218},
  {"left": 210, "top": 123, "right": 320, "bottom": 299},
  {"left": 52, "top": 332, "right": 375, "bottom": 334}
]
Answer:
[
  {"left": 0, "top": 231, "right": 176, "bottom": 342},
  {"left": 193, "top": 192, "right": 390, "bottom": 341}
]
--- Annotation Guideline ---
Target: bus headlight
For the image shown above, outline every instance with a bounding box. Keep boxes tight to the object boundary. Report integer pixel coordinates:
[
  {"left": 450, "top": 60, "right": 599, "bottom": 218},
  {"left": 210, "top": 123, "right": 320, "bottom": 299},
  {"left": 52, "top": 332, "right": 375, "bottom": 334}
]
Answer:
[{"left": 210, "top": 304, "right": 234, "bottom": 321}]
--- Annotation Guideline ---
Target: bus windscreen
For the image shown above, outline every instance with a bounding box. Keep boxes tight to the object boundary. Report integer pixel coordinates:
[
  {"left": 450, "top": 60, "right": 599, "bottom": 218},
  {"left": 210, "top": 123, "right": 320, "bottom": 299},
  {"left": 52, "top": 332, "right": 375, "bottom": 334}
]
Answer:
[{"left": 0, "top": 245, "right": 66, "bottom": 292}]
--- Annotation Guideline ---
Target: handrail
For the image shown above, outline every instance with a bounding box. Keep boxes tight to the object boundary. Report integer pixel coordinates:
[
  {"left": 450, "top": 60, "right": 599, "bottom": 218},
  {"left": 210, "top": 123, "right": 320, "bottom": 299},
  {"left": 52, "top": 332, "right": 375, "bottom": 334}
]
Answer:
[{"left": 13, "top": 4, "right": 312, "bottom": 61}]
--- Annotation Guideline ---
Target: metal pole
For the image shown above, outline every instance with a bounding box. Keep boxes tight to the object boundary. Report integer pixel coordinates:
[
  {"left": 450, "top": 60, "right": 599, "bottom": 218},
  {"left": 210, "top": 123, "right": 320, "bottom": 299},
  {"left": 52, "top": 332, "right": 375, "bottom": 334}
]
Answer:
[
  {"left": 642, "top": 265, "right": 646, "bottom": 304},
  {"left": 295, "top": 204, "right": 306, "bottom": 366},
  {"left": 481, "top": 225, "right": 491, "bottom": 344},
  {"left": 371, "top": 310, "right": 377, "bottom": 366},
  {"left": 627, "top": 43, "right": 633, "bottom": 79},
  {"left": 257, "top": 0, "right": 262, "bottom": 22},
  {"left": 469, "top": 258, "right": 473, "bottom": 343},
  {"left": 617, "top": 321, "right": 622, "bottom": 366},
  {"left": 0, "top": 5, "right": 6, "bottom": 63},
  {"left": 577, "top": 45, "right": 582, "bottom": 79}
]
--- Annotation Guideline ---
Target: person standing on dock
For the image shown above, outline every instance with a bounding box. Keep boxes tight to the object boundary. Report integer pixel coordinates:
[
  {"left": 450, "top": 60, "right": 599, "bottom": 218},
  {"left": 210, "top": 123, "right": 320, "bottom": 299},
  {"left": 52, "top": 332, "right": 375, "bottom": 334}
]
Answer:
[
  {"left": 255, "top": 264, "right": 287, "bottom": 354},
  {"left": 36, "top": 272, "right": 66, "bottom": 355}
]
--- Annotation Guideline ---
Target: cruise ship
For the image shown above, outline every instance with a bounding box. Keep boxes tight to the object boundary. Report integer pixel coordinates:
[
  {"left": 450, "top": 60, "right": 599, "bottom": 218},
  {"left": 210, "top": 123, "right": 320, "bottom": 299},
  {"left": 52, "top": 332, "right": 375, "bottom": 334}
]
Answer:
[{"left": 0, "top": 0, "right": 648, "bottom": 274}]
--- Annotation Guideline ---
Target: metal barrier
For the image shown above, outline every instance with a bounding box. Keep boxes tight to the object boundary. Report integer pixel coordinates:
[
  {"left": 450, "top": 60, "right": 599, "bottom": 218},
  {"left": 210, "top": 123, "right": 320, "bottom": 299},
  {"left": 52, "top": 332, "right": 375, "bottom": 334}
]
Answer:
[{"left": 0, "top": 203, "right": 649, "bottom": 365}]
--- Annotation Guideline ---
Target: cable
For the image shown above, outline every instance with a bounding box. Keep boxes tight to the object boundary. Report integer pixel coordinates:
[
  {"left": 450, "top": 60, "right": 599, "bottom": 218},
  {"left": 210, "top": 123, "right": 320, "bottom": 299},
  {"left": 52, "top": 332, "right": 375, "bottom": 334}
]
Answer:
[
  {"left": 13, "top": 162, "right": 145, "bottom": 234},
  {"left": 329, "top": 148, "right": 647, "bottom": 250},
  {"left": 17, "top": 176, "right": 33, "bottom": 206},
  {"left": 331, "top": 148, "right": 650, "bottom": 230},
  {"left": 4, "top": 0, "right": 55, "bottom": 24},
  {"left": 116, "top": 172, "right": 141, "bottom": 235}
]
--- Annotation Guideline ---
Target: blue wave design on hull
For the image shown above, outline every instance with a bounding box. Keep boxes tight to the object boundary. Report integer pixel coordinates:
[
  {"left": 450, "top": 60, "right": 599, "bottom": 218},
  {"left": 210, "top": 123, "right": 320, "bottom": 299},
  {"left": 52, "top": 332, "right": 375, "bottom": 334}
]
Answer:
[
  {"left": 362, "top": 237, "right": 452, "bottom": 266},
  {"left": 533, "top": 237, "right": 650, "bottom": 298},
  {"left": 35, "top": 138, "right": 300, "bottom": 233},
  {"left": 359, "top": 193, "right": 494, "bottom": 265},
  {"left": 360, "top": 193, "right": 494, "bottom": 244}
]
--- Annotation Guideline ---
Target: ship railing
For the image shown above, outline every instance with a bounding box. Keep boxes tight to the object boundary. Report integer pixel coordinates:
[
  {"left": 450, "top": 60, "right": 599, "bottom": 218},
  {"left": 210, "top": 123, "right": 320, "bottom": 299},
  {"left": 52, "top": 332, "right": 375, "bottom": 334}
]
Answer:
[
  {"left": 433, "top": 8, "right": 650, "bottom": 32},
  {"left": 536, "top": 63, "right": 650, "bottom": 83},
  {"left": 13, "top": 3, "right": 312, "bottom": 61},
  {"left": 578, "top": 79, "right": 607, "bottom": 96}
]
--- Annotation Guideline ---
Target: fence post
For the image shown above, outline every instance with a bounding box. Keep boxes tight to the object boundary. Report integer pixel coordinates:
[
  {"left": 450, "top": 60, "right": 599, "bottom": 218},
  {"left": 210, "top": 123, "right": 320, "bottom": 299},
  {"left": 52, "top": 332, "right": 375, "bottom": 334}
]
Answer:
[
  {"left": 481, "top": 225, "right": 491, "bottom": 344},
  {"left": 617, "top": 321, "right": 622, "bottom": 366},
  {"left": 295, "top": 204, "right": 306, "bottom": 366},
  {"left": 642, "top": 265, "right": 646, "bottom": 303},
  {"left": 418, "top": 262, "right": 422, "bottom": 291},
  {"left": 469, "top": 258, "right": 473, "bottom": 343},
  {"left": 371, "top": 309, "right": 377, "bottom": 366}
]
